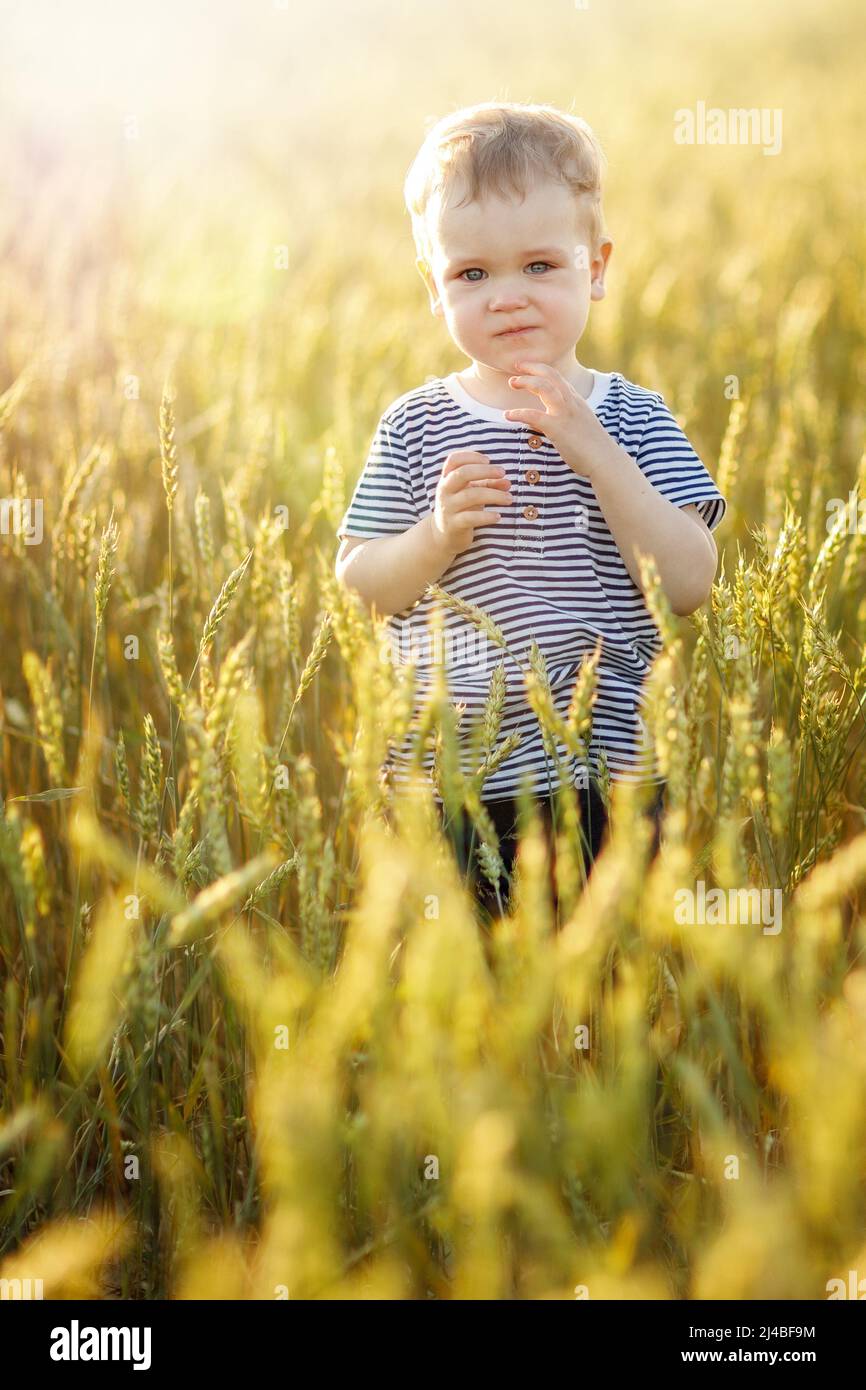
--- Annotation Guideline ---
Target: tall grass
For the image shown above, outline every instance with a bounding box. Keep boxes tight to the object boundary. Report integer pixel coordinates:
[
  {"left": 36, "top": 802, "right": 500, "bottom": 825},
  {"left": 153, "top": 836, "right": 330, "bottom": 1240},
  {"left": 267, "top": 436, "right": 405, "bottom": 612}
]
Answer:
[{"left": 2, "top": 0, "right": 866, "bottom": 1299}]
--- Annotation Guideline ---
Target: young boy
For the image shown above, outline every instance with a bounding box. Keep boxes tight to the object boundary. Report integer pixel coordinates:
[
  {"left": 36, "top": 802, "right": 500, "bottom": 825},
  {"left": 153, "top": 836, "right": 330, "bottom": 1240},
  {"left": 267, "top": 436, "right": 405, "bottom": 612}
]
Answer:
[{"left": 334, "top": 101, "right": 727, "bottom": 906}]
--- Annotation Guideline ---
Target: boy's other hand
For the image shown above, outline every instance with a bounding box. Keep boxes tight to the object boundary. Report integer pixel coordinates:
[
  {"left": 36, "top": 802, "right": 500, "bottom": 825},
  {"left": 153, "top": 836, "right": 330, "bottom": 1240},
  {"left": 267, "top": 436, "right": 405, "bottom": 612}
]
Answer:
[{"left": 432, "top": 450, "right": 513, "bottom": 554}]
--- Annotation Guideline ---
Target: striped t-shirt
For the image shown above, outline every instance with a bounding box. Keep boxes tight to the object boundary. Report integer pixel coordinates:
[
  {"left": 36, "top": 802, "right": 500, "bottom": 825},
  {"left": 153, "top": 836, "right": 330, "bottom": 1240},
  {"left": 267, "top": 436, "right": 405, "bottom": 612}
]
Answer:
[{"left": 336, "top": 368, "right": 727, "bottom": 803}]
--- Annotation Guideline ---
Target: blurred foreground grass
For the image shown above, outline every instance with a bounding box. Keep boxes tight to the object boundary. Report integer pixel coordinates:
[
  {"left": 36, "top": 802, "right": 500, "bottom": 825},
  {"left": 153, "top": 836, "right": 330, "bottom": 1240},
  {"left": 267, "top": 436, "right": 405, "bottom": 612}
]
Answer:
[{"left": 1, "top": 0, "right": 866, "bottom": 1299}]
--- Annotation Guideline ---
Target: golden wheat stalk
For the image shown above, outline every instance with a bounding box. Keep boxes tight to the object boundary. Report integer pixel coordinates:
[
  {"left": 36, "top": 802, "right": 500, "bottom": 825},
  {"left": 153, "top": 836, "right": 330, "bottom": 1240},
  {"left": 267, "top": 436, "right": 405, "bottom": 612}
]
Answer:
[
  {"left": 636, "top": 549, "right": 681, "bottom": 654},
  {"left": 171, "top": 789, "right": 200, "bottom": 885},
  {"left": 114, "top": 730, "right": 134, "bottom": 823},
  {"left": 206, "top": 629, "right": 255, "bottom": 763},
  {"left": 277, "top": 560, "right": 302, "bottom": 664},
  {"left": 137, "top": 713, "right": 164, "bottom": 843},
  {"left": 184, "top": 708, "right": 233, "bottom": 879},
  {"left": 277, "top": 613, "right": 333, "bottom": 750},
  {"left": 167, "top": 849, "right": 281, "bottom": 947},
  {"left": 0, "top": 803, "right": 37, "bottom": 935},
  {"left": 22, "top": 650, "right": 67, "bottom": 785},
  {"left": 566, "top": 639, "right": 601, "bottom": 743},
  {"left": 241, "top": 855, "right": 299, "bottom": 912},
  {"left": 809, "top": 492, "right": 852, "bottom": 600},
  {"left": 426, "top": 582, "right": 510, "bottom": 653},
  {"left": 220, "top": 480, "right": 249, "bottom": 568},
  {"left": 51, "top": 440, "right": 110, "bottom": 588},
  {"left": 93, "top": 510, "right": 119, "bottom": 631},
  {"left": 199, "top": 549, "right": 254, "bottom": 654},
  {"left": 160, "top": 381, "right": 179, "bottom": 513},
  {"left": 156, "top": 628, "right": 190, "bottom": 719},
  {"left": 716, "top": 395, "right": 747, "bottom": 502}
]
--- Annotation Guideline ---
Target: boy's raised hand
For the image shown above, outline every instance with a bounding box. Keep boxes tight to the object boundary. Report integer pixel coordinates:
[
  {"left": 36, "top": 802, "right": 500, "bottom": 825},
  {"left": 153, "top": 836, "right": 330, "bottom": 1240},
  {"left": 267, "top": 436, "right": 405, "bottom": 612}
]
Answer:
[
  {"left": 504, "top": 360, "right": 610, "bottom": 479},
  {"left": 432, "top": 450, "right": 513, "bottom": 554}
]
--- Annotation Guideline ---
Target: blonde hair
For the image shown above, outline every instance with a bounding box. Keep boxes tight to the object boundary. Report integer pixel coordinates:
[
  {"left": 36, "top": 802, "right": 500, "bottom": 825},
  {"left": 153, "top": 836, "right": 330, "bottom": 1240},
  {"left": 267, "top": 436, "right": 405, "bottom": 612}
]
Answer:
[{"left": 404, "top": 101, "right": 607, "bottom": 267}]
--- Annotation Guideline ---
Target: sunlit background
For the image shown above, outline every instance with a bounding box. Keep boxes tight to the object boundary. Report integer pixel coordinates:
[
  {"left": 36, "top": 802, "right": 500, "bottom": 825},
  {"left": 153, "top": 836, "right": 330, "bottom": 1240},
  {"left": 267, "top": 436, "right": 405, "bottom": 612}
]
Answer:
[
  {"left": 3, "top": 0, "right": 864, "bottom": 453},
  {"left": 2, "top": 0, "right": 866, "bottom": 1303},
  {"left": 4, "top": 0, "right": 865, "bottom": 386}
]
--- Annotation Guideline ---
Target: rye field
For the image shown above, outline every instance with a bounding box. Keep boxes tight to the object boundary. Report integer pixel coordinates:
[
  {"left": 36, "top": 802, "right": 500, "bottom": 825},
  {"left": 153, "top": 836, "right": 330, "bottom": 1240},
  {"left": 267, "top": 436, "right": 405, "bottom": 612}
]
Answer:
[{"left": 1, "top": 0, "right": 866, "bottom": 1300}]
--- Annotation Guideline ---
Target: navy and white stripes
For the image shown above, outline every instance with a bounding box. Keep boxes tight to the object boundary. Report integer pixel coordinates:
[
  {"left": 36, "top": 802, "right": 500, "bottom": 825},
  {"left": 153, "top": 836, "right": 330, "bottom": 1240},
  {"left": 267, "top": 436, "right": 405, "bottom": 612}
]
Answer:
[{"left": 337, "top": 369, "right": 727, "bottom": 803}]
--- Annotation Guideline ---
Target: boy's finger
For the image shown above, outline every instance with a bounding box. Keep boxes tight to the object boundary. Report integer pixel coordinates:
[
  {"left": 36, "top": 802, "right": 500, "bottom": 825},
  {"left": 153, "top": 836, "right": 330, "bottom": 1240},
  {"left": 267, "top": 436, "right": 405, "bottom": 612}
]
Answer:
[
  {"left": 442, "top": 450, "right": 490, "bottom": 475},
  {"left": 441, "top": 462, "right": 507, "bottom": 492},
  {"left": 512, "top": 360, "right": 556, "bottom": 377},
  {"left": 502, "top": 408, "right": 546, "bottom": 424},
  {"left": 452, "top": 486, "right": 513, "bottom": 511}
]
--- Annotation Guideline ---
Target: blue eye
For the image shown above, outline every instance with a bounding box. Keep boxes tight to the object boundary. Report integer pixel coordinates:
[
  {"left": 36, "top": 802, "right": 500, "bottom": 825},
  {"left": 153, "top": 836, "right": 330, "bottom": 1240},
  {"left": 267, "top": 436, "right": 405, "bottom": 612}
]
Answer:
[{"left": 458, "top": 262, "right": 555, "bottom": 281}]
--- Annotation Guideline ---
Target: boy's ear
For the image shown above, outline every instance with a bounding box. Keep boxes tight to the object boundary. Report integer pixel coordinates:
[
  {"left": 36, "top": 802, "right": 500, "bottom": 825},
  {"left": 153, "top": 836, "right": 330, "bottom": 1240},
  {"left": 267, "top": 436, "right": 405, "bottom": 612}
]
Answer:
[
  {"left": 590, "top": 238, "right": 613, "bottom": 302},
  {"left": 416, "top": 256, "right": 444, "bottom": 317}
]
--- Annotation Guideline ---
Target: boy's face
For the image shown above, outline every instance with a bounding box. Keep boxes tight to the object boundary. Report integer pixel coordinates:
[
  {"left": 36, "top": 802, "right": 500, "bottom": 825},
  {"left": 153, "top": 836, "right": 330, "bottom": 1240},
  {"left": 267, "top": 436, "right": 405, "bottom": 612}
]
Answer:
[{"left": 417, "top": 174, "right": 612, "bottom": 374}]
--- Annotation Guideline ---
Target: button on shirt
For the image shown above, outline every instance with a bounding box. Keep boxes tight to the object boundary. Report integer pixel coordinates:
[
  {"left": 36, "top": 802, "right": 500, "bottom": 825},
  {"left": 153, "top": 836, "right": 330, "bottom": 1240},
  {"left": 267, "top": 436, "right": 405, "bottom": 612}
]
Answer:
[{"left": 336, "top": 369, "right": 727, "bottom": 804}]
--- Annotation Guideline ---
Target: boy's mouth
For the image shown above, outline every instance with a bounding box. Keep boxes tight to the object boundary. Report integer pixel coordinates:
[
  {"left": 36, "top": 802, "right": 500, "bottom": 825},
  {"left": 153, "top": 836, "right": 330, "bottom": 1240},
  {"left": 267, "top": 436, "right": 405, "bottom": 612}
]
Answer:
[{"left": 496, "top": 325, "right": 539, "bottom": 338}]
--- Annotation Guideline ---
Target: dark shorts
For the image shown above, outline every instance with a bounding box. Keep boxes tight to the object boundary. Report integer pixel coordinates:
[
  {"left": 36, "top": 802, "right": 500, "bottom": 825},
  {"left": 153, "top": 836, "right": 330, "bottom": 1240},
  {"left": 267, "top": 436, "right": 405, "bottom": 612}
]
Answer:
[{"left": 437, "top": 779, "right": 667, "bottom": 914}]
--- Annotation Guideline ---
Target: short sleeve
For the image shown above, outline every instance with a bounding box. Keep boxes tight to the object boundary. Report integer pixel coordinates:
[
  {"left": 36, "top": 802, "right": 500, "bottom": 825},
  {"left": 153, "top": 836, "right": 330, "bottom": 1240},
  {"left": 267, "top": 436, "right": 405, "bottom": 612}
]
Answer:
[
  {"left": 336, "top": 412, "right": 422, "bottom": 540},
  {"left": 634, "top": 397, "right": 727, "bottom": 531}
]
